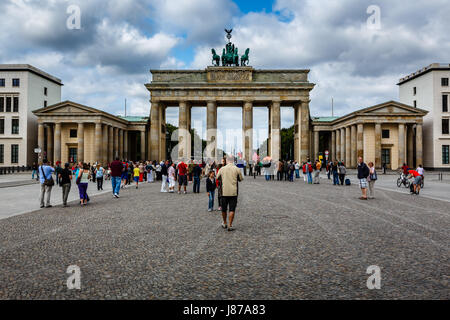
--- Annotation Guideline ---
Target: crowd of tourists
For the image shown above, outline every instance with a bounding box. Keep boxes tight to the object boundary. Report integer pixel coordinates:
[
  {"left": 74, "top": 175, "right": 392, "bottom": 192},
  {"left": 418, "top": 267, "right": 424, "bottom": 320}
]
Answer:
[{"left": 35, "top": 152, "right": 425, "bottom": 230}]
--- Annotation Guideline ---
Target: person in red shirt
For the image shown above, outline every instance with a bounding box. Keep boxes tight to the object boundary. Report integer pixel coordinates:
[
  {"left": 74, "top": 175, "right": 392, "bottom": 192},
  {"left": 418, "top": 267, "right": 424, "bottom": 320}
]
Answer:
[
  {"left": 177, "top": 160, "right": 188, "bottom": 194},
  {"left": 402, "top": 163, "right": 409, "bottom": 176},
  {"left": 407, "top": 169, "right": 422, "bottom": 194}
]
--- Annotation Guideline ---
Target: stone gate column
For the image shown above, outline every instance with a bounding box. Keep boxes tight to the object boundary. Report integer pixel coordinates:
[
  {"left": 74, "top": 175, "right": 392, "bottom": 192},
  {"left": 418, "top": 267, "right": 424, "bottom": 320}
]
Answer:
[
  {"left": 407, "top": 125, "right": 414, "bottom": 167},
  {"left": 206, "top": 100, "right": 218, "bottom": 160},
  {"left": 124, "top": 130, "right": 128, "bottom": 160},
  {"left": 398, "top": 123, "right": 405, "bottom": 168},
  {"left": 47, "top": 124, "right": 53, "bottom": 163},
  {"left": 150, "top": 100, "right": 160, "bottom": 161},
  {"left": 113, "top": 127, "right": 119, "bottom": 159},
  {"left": 351, "top": 125, "right": 357, "bottom": 168},
  {"left": 140, "top": 130, "right": 146, "bottom": 160},
  {"left": 108, "top": 125, "right": 113, "bottom": 162},
  {"left": 54, "top": 122, "right": 61, "bottom": 162},
  {"left": 294, "top": 103, "right": 301, "bottom": 162},
  {"left": 314, "top": 130, "right": 319, "bottom": 160},
  {"left": 78, "top": 123, "right": 85, "bottom": 163},
  {"left": 102, "top": 124, "right": 108, "bottom": 165},
  {"left": 340, "top": 128, "right": 345, "bottom": 162},
  {"left": 38, "top": 123, "right": 44, "bottom": 151},
  {"left": 300, "top": 100, "right": 310, "bottom": 162},
  {"left": 159, "top": 105, "right": 166, "bottom": 161},
  {"left": 242, "top": 100, "right": 253, "bottom": 162},
  {"left": 357, "top": 124, "right": 364, "bottom": 159},
  {"left": 270, "top": 100, "right": 281, "bottom": 161},
  {"left": 374, "top": 123, "right": 382, "bottom": 169},
  {"left": 416, "top": 124, "right": 423, "bottom": 166},
  {"left": 178, "top": 100, "right": 191, "bottom": 160},
  {"left": 94, "top": 122, "right": 102, "bottom": 163},
  {"left": 119, "top": 129, "right": 123, "bottom": 160},
  {"left": 337, "top": 130, "right": 341, "bottom": 161},
  {"left": 345, "top": 126, "right": 351, "bottom": 166},
  {"left": 331, "top": 130, "right": 336, "bottom": 161}
]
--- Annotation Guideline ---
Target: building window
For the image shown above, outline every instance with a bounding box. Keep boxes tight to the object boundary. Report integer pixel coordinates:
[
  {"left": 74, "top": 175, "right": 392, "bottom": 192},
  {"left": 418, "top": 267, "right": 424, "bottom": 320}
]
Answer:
[
  {"left": 70, "top": 129, "right": 77, "bottom": 138},
  {"left": 12, "top": 119, "right": 19, "bottom": 134},
  {"left": 12, "top": 79, "right": 20, "bottom": 87},
  {"left": 0, "top": 144, "right": 4, "bottom": 163},
  {"left": 382, "top": 129, "right": 390, "bottom": 139},
  {"left": 382, "top": 149, "right": 391, "bottom": 165},
  {"left": 413, "top": 87, "right": 416, "bottom": 95},
  {"left": 44, "top": 100, "right": 47, "bottom": 108},
  {"left": 0, "top": 119, "right": 4, "bottom": 134},
  {"left": 442, "top": 78, "right": 449, "bottom": 86},
  {"left": 414, "top": 100, "right": 417, "bottom": 108},
  {"left": 443, "top": 119, "right": 450, "bottom": 135},
  {"left": 13, "top": 97, "right": 19, "bottom": 112},
  {"left": 0, "top": 97, "right": 4, "bottom": 112},
  {"left": 69, "top": 148, "right": 77, "bottom": 163},
  {"left": 443, "top": 145, "right": 450, "bottom": 164},
  {"left": 11, "top": 144, "right": 19, "bottom": 163},
  {"left": 443, "top": 95, "right": 448, "bottom": 112},
  {"left": 6, "top": 97, "right": 11, "bottom": 112},
  {"left": 44, "top": 87, "right": 48, "bottom": 96},
  {"left": 0, "top": 79, "right": 5, "bottom": 87}
]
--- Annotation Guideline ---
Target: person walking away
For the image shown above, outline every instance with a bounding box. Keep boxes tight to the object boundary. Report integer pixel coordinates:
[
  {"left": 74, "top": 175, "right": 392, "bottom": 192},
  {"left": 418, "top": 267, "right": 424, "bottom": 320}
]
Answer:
[
  {"left": 206, "top": 171, "right": 216, "bottom": 212},
  {"left": 284, "top": 160, "right": 289, "bottom": 181},
  {"left": 294, "top": 161, "right": 300, "bottom": 179},
  {"left": 110, "top": 157, "right": 124, "bottom": 198},
  {"left": 139, "top": 162, "right": 145, "bottom": 182},
  {"left": 54, "top": 162, "right": 62, "bottom": 186},
  {"left": 332, "top": 161, "right": 339, "bottom": 186},
  {"left": 96, "top": 164, "right": 104, "bottom": 191},
  {"left": 277, "top": 160, "right": 283, "bottom": 181},
  {"left": 77, "top": 163, "right": 90, "bottom": 206},
  {"left": 168, "top": 163, "right": 176, "bottom": 192},
  {"left": 326, "top": 162, "right": 331, "bottom": 180},
  {"left": 217, "top": 155, "right": 243, "bottom": 231},
  {"left": 177, "top": 160, "right": 188, "bottom": 194},
  {"left": 193, "top": 162, "right": 202, "bottom": 193},
  {"left": 39, "top": 158, "right": 55, "bottom": 208},
  {"left": 338, "top": 162, "right": 347, "bottom": 186},
  {"left": 133, "top": 162, "right": 140, "bottom": 189},
  {"left": 59, "top": 162, "right": 72, "bottom": 207},
  {"left": 367, "top": 162, "right": 377, "bottom": 199},
  {"left": 288, "top": 161, "right": 295, "bottom": 182},
  {"left": 121, "top": 162, "right": 128, "bottom": 189},
  {"left": 357, "top": 157, "right": 370, "bottom": 200},
  {"left": 160, "top": 160, "right": 168, "bottom": 192}
]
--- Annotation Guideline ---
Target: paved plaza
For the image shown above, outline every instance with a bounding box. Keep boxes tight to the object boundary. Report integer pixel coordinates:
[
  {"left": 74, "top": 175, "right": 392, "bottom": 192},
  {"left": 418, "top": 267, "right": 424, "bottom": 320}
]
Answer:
[{"left": 0, "top": 173, "right": 449, "bottom": 299}]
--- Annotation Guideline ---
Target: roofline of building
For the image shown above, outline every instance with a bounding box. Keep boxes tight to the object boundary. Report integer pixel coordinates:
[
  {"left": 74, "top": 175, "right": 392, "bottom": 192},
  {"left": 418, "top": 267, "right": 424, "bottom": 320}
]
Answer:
[
  {"left": 0, "top": 64, "right": 63, "bottom": 86},
  {"left": 397, "top": 63, "right": 450, "bottom": 85}
]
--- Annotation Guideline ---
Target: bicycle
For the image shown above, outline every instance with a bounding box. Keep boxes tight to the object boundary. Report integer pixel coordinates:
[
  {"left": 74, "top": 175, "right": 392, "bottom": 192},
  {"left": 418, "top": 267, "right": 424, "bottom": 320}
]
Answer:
[{"left": 397, "top": 172, "right": 410, "bottom": 188}]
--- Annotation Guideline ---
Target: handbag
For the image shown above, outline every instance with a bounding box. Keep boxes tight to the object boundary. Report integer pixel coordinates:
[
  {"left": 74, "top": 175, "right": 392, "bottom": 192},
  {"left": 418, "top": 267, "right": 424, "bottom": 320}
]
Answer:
[
  {"left": 41, "top": 166, "right": 55, "bottom": 187},
  {"left": 370, "top": 169, "right": 378, "bottom": 181},
  {"left": 76, "top": 172, "right": 82, "bottom": 185}
]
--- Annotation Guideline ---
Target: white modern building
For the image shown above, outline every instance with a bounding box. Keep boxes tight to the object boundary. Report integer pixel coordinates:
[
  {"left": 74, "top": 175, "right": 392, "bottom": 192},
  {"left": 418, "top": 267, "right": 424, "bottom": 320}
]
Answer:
[
  {"left": 0, "top": 65, "right": 62, "bottom": 167},
  {"left": 398, "top": 63, "right": 450, "bottom": 170}
]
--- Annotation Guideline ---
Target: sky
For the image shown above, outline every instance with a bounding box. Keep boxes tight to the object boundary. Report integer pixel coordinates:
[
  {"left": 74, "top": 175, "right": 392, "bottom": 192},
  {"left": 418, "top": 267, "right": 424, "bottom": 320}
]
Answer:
[{"left": 1, "top": 0, "right": 449, "bottom": 153}]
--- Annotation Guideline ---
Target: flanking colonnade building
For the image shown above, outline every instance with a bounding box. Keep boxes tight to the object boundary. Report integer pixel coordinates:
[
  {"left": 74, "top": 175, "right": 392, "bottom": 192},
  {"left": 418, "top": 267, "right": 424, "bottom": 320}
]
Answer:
[{"left": 29, "top": 66, "right": 427, "bottom": 170}]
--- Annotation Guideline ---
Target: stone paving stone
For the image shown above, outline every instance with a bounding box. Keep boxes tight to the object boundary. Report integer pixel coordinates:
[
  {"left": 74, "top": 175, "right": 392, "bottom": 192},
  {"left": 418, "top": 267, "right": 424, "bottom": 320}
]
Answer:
[{"left": 0, "top": 177, "right": 448, "bottom": 299}]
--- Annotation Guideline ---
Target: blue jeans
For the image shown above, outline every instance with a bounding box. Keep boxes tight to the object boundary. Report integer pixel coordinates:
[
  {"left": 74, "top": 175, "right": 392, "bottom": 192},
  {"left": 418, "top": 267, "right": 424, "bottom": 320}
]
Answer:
[
  {"left": 295, "top": 169, "right": 300, "bottom": 178},
  {"left": 32, "top": 170, "right": 37, "bottom": 179},
  {"left": 307, "top": 172, "right": 312, "bottom": 184},
  {"left": 111, "top": 176, "right": 121, "bottom": 195},
  {"left": 265, "top": 174, "right": 270, "bottom": 181},
  {"left": 333, "top": 171, "right": 339, "bottom": 185},
  {"left": 208, "top": 190, "right": 215, "bottom": 210}
]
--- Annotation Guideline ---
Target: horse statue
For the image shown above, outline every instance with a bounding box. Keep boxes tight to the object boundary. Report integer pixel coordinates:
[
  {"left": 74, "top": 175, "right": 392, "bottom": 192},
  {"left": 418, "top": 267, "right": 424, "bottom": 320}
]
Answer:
[
  {"left": 222, "top": 46, "right": 240, "bottom": 66},
  {"left": 241, "top": 48, "right": 250, "bottom": 66},
  {"left": 211, "top": 49, "right": 220, "bottom": 66}
]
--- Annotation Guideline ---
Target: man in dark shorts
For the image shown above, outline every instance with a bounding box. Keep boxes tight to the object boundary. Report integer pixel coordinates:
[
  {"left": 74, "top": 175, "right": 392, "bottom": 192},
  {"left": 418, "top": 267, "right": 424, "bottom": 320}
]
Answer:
[
  {"left": 217, "top": 154, "right": 244, "bottom": 231},
  {"left": 177, "top": 160, "right": 188, "bottom": 194}
]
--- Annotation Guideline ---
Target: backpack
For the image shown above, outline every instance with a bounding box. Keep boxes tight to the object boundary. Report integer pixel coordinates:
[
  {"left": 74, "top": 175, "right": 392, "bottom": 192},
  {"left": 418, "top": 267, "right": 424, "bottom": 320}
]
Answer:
[
  {"left": 345, "top": 178, "right": 351, "bottom": 186},
  {"left": 308, "top": 164, "right": 313, "bottom": 173}
]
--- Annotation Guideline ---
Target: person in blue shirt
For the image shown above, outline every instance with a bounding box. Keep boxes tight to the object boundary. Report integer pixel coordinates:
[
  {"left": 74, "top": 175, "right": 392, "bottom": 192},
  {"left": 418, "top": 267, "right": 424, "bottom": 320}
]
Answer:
[{"left": 39, "top": 158, "right": 55, "bottom": 208}]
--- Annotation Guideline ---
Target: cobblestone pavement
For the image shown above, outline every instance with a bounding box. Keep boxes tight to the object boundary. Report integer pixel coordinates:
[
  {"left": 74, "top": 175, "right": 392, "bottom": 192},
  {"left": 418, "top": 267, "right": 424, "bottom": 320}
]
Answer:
[{"left": 0, "top": 176, "right": 448, "bottom": 300}]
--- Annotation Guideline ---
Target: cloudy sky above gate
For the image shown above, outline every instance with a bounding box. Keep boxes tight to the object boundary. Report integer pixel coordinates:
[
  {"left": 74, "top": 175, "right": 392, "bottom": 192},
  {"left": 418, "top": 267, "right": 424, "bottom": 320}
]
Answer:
[{"left": 1, "top": 0, "right": 449, "bottom": 151}]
